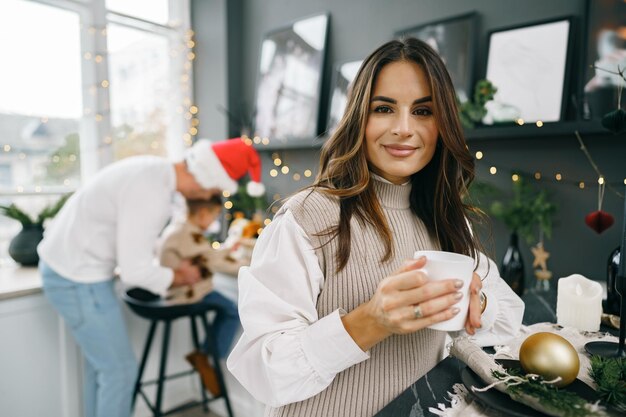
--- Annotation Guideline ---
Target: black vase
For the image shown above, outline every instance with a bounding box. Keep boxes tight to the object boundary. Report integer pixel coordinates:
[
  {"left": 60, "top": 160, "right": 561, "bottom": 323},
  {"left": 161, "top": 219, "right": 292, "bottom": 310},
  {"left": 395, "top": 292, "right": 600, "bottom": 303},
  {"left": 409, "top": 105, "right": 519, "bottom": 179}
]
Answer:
[
  {"left": 8, "top": 224, "right": 44, "bottom": 266},
  {"left": 605, "top": 246, "right": 621, "bottom": 316},
  {"left": 501, "top": 233, "right": 525, "bottom": 296}
]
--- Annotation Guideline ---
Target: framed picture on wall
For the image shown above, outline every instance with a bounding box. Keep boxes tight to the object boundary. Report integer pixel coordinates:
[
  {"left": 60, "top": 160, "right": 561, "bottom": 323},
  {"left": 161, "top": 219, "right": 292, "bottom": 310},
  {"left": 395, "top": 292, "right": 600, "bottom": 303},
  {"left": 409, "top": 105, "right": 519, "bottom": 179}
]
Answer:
[
  {"left": 326, "top": 59, "right": 362, "bottom": 136},
  {"left": 395, "top": 12, "right": 477, "bottom": 103},
  {"left": 583, "top": 0, "right": 626, "bottom": 120},
  {"left": 253, "top": 13, "right": 329, "bottom": 149},
  {"left": 485, "top": 17, "right": 573, "bottom": 124}
]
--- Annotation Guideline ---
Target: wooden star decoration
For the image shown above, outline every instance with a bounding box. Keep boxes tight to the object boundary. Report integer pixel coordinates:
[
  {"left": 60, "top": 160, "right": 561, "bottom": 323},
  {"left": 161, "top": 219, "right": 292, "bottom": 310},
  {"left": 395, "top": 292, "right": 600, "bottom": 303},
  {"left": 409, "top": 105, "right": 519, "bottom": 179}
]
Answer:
[{"left": 531, "top": 242, "right": 550, "bottom": 271}]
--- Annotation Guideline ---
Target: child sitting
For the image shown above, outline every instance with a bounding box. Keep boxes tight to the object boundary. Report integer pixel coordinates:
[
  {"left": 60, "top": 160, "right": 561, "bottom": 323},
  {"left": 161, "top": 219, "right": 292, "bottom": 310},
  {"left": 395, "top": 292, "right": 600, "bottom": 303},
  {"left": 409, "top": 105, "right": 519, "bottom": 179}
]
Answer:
[
  {"left": 157, "top": 195, "right": 245, "bottom": 396},
  {"left": 159, "top": 196, "right": 248, "bottom": 303}
]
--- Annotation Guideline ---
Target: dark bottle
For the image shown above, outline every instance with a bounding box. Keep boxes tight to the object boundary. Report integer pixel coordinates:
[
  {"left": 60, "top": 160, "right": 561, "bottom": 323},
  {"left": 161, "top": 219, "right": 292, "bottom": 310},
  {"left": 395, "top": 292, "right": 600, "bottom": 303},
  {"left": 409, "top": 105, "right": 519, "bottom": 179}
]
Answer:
[
  {"left": 501, "top": 233, "right": 525, "bottom": 296},
  {"left": 606, "top": 246, "right": 621, "bottom": 315}
]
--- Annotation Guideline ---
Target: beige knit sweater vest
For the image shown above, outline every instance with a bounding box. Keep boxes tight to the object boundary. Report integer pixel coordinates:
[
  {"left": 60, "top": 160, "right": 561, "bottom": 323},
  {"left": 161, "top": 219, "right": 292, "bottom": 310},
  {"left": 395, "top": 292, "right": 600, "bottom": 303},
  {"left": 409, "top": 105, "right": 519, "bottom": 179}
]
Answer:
[{"left": 266, "top": 179, "right": 446, "bottom": 417}]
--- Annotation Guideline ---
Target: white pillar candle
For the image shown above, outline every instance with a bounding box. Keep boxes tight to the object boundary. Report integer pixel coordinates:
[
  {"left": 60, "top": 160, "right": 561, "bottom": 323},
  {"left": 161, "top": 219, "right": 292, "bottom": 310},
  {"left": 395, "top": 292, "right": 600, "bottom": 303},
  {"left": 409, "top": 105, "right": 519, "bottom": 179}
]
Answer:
[{"left": 556, "top": 274, "right": 603, "bottom": 331}]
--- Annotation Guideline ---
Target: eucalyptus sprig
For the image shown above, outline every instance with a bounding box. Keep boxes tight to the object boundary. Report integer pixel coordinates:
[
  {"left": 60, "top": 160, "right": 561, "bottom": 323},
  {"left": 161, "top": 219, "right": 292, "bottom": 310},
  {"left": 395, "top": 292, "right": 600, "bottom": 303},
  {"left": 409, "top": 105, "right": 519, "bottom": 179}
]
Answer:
[{"left": 487, "top": 177, "right": 557, "bottom": 244}]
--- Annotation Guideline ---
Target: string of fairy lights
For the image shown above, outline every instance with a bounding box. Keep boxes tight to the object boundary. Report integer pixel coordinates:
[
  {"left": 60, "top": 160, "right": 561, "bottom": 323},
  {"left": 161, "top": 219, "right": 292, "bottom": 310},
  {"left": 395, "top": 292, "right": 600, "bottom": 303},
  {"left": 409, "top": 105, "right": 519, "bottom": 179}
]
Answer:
[
  {"left": 2, "top": 23, "right": 198, "bottom": 194},
  {"left": 471, "top": 133, "right": 626, "bottom": 198}
]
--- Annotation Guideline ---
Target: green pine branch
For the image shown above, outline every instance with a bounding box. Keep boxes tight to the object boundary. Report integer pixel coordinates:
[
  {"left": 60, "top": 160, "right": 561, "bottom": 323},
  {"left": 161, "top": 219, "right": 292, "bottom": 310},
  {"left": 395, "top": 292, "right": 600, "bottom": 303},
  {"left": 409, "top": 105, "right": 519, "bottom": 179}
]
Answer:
[
  {"left": 0, "top": 194, "right": 71, "bottom": 227},
  {"left": 492, "top": 369, "right": 604, "bottom": 417},
  {"left": 0, "top": 204, "right": 35, "bottom": 226},
  {"left": 589, "top": 355, "right": 626, "bottom": 412}
]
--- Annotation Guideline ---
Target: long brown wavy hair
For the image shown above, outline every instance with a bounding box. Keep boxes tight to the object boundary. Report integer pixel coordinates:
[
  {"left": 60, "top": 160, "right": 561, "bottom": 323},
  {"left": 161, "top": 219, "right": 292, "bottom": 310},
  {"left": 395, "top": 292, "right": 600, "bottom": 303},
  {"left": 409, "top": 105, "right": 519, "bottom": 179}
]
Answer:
[{"left": 310, "top": 38, "right": 484, "bottom": 273}]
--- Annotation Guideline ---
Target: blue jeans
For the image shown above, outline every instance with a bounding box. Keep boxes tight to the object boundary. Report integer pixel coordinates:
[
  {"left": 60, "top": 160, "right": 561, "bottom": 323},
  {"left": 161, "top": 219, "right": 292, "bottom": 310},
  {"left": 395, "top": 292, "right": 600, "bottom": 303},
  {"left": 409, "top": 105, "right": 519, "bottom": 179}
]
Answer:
[
  {"left": 40, "top": 261, "right": 137, "bottom": 417},
  {"left": 201, "top": 291, "right": 240, "bottom": 359}
]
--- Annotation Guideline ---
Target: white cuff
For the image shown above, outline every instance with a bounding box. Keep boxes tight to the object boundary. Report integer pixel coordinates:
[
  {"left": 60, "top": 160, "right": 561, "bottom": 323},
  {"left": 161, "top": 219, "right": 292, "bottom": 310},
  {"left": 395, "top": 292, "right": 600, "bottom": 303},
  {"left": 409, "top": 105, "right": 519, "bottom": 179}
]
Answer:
[{"left": 300, "top": 309, "right": 370, "bottom": 380}]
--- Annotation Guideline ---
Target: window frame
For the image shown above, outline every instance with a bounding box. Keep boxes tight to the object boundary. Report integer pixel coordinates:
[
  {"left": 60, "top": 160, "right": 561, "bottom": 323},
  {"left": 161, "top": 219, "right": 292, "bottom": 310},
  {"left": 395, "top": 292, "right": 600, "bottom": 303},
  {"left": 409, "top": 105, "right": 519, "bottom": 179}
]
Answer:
[{"left": 0, "top": 0, "right": 192, "bottom": 198}]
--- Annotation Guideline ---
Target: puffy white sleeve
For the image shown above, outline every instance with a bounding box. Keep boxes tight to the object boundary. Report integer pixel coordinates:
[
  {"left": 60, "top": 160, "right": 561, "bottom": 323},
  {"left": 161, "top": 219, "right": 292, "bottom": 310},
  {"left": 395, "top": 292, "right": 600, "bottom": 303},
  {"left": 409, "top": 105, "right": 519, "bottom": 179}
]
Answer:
[
  {"left": 226, "top": 209, "right": 369, "bottom": 407},
  {"left": 466, "top": 252, "right": 525, "bottom": 346}
]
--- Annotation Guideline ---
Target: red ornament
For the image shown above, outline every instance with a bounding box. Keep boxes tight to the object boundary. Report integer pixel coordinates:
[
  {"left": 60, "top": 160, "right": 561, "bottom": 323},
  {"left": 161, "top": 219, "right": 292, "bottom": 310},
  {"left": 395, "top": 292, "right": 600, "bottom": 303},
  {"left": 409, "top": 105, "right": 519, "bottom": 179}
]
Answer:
[{"left": 585, "top": 210, "right": 614, "bottom": 234}]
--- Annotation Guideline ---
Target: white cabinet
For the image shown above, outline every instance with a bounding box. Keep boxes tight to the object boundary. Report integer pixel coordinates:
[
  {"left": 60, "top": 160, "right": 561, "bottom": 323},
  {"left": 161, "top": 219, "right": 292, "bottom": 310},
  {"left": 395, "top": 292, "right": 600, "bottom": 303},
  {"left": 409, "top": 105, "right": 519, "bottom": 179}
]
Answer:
[
  {"left": 0, "top": 272, "right": 265, "bottom": 417},
  {"left": 0, "top": 292, "right": 82, "bottom": 417}
]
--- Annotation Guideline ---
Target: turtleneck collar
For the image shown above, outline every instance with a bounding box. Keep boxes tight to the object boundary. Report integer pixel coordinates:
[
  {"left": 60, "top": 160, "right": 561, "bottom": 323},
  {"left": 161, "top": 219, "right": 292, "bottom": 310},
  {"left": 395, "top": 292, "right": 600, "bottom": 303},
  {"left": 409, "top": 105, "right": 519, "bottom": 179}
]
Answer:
[{"left": 371, "top": 173, "right": 411, "bottom": 210}]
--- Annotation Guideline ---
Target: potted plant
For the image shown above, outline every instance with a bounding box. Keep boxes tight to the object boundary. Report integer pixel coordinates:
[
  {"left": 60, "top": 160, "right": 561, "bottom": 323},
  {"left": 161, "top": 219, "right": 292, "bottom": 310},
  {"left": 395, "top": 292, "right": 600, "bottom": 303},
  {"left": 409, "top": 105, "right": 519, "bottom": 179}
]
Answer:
[
  {"left": 0, "top": 194, "right": 71, "bottom": 266},
  {"left": 470, "top": 178, "right": 557, "bottom": 295}
]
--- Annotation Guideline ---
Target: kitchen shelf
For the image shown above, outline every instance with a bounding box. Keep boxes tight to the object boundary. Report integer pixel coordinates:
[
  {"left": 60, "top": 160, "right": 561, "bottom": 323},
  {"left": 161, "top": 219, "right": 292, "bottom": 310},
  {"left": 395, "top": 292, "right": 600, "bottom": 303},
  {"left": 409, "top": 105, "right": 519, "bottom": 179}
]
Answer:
[{"left": 464, "top": 120, "right": 614, "bottom": 141}]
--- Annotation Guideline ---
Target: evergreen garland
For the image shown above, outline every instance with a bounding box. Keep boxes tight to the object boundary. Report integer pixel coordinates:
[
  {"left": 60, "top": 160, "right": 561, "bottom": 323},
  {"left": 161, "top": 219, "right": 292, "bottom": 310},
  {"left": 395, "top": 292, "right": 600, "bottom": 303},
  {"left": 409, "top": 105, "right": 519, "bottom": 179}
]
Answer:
[
  {"left": 589, "top": 355, "right": 626, "bottom": 413},
  {"left": 492, "top": 369, "right": 604, "bottom": 417}
]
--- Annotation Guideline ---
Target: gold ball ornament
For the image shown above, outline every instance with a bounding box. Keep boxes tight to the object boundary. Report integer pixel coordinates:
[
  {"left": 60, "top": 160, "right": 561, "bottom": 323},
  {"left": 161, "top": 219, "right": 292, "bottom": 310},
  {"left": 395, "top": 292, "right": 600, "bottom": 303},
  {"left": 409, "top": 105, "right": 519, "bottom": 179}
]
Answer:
[{"left": 519, "top": 332, "right": 580, "bottom": 387}]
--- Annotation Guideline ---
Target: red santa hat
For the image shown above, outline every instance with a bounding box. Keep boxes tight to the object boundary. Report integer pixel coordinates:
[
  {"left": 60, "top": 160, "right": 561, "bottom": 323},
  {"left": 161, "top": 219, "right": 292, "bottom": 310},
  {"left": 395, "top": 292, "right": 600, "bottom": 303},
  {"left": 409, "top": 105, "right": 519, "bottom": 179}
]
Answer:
[{"left": 185, "top": 138, "right": 266, "bottom": 197}]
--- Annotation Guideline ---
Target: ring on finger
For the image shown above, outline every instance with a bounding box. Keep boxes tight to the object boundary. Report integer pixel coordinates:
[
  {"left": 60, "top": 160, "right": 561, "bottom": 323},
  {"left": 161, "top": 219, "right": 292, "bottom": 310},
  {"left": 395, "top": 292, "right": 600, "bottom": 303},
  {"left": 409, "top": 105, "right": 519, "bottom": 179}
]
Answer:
[{"left": 413, "top": 304, "right": 423, "bottom": 319}]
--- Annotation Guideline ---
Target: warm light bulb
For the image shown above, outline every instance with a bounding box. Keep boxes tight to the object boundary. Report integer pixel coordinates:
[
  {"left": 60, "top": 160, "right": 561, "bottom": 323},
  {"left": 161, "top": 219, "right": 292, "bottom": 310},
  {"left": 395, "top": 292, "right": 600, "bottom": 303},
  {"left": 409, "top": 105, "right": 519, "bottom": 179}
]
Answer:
[
  {"left": 190, "top": 106, "right": 198, "bottom": 114},
  {"left": 534, "top": 172, "right": 541, "bottom": 180},
  {"left": 212, "top": 242, "right": 221, "bottom": 249},
  {"left": 556, "top": 173, "right": 562, "bottom": 181},
  {"left": 304, "top": 169, "right": 312, "bottom": 177},
  {"left": 264, "top": 219, "right": 271, "bottom": 226},
  {"left": 536, "top": 121, "right": 543, "bottom": 127},
  {"left": 281, "top": 166, "right": 289, "bottom": 174},
  {"left": 598, "top": 177, "right": 604, "bottom": 185},
  {"left": 489, "top": 166, "right": 497, "bottom": 175},
  {"left": 270, "top": 169, "right": 278, "bottom": 177},
  {"left": 253, "top": 136, "right": 261, "bottom": 144},
  {"left": 579, "top": 182, "right": 585, "bottom": 189},
  {"left": 224, "top": 201, "right": 233, "bottom": 209},
  {"left": 516, "top": 118, "right": 525, "bottom": 125},
  {"left": 475, "top": 151, "right": 483, "bottom": 160},
  {"left": 512, "top": 174, "right": 520, "bottom": 182},
  {"left": 273, "top": 158, "right": 282, "bottom": 166},
  {"left": 261, "top": 137, "right": 270, "bottom": 145},
  {"left": 222, "top": 190, "right": 230, "bottom": 198}
]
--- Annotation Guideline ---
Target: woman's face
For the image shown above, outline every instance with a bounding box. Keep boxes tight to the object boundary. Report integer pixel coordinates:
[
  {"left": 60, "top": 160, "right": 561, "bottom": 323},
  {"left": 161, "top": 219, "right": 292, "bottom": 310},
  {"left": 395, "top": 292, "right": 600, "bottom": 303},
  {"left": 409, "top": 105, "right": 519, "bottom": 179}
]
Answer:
[{"left": 364, "top": 60, "right": 439, "bottom": 184}]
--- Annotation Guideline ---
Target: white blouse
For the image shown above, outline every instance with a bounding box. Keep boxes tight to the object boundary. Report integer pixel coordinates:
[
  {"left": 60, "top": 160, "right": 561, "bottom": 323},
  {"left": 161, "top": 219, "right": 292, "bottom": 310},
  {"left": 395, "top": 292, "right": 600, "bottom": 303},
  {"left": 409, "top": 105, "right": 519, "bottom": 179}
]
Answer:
[{"left": 227, "top": 208, "right": 525, "bottom": 408}]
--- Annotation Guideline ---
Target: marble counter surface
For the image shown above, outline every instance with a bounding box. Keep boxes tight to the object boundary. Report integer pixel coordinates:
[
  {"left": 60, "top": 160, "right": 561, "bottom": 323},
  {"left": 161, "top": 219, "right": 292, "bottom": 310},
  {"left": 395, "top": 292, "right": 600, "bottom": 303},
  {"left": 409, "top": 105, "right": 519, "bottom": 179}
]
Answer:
[{"left": 0, "top": 265, "right": 41, "bottom": 300}]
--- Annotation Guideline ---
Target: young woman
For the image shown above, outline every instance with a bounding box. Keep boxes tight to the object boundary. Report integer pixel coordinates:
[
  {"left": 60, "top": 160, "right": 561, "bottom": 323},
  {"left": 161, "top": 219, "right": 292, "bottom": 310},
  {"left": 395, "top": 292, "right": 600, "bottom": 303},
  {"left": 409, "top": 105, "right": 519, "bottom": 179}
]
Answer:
[{"left": 227, "top": 38, "right": 524, "bottom": 417}]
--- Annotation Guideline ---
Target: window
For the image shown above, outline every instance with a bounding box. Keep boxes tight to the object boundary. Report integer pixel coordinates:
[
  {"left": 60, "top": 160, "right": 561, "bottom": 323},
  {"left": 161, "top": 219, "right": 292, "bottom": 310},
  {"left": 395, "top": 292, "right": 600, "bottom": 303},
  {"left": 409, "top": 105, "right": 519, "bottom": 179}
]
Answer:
[
  {"left": 0, "top": 0, "right": 83, "bottom": 191},
  {"left": 0, "top": 0, "right": 193, "bottom": 261}
]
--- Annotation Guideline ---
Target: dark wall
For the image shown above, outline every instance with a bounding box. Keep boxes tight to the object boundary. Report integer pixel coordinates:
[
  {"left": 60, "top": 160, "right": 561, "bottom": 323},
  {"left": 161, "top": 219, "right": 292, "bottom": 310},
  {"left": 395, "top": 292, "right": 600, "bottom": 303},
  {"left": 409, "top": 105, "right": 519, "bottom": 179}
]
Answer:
[{"left": 199, "top": 0, "right": 626, "bottom": 287}]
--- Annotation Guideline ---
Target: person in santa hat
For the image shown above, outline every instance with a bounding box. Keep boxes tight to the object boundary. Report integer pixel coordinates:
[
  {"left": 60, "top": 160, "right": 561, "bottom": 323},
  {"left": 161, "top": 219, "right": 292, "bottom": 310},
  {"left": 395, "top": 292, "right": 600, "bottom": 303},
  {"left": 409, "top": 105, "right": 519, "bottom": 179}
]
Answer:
[{"left": 37, "top": 137, "right": 265, "bottom": 417}]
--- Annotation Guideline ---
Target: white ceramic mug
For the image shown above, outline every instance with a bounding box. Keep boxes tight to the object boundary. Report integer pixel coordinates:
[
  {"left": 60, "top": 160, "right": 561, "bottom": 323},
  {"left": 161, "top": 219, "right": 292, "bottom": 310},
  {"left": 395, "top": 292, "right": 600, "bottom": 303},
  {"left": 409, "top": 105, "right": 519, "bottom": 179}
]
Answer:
[{"left": 413, "top": 250, "right": 475, "bottom": 331}]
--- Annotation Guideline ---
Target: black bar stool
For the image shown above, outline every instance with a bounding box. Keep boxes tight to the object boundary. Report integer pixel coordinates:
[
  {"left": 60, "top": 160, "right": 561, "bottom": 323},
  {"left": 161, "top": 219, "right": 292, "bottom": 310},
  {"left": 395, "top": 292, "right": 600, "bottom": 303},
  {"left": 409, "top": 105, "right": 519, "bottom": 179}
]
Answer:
[{"left": 123, "top": 288, "right": 235, "bottom": 417}]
